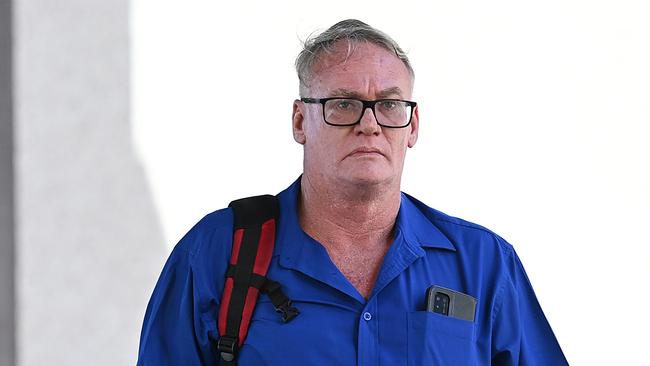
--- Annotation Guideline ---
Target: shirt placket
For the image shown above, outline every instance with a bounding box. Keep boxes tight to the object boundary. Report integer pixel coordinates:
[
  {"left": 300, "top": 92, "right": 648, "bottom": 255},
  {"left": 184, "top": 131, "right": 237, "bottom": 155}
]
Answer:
[
  {"left": 356, "top": 233, "right": 423, "bottom": 366},
  {"left": 357, "top": 296, "right": 379, "bottom": 366}
]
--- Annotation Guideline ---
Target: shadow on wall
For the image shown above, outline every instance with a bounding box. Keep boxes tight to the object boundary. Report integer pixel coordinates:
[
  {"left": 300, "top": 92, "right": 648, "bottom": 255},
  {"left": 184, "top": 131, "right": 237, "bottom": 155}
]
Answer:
[{"left": 15, "top": 0, "right": 168, "bottom": 365}]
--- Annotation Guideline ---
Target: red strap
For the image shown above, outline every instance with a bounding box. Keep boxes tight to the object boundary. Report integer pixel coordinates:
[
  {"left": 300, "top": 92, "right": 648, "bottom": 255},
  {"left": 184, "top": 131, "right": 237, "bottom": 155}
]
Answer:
[{"left": 217, "top": 218, "right": 276, "bottom": 346}]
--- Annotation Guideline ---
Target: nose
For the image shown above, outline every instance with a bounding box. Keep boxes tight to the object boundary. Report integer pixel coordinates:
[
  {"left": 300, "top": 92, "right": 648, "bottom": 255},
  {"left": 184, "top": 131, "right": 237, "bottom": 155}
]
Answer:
[{"left": 355, "top": 106, "right": 381, "bottom": 136}]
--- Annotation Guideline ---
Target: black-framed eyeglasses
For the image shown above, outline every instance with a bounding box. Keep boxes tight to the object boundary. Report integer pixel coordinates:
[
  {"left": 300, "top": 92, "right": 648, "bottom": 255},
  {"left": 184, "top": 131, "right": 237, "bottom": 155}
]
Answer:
[{"left": 301, "top": 97, "right": 417, "bottom": 128}]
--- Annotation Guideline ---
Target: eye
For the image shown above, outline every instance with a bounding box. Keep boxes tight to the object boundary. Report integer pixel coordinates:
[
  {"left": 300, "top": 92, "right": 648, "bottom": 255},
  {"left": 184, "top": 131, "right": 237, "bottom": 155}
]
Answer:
[
  {"left": 337, "top": 100, "right": 352, "bottom": 109},
  {"left": 379, "top": 101, "right": 397, "bottom": 110}
]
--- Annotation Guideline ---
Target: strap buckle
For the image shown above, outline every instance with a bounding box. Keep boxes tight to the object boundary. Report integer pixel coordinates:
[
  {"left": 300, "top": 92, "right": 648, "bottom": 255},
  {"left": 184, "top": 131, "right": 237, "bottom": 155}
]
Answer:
[
  {"left": 217, "top": 335, "right": 238, "bottom": 362},
  {"left": 275, "top": 299, "right": 300, "bottom": 323},
  {"left": 262, "top": 279, "right": 300, "bottom": 323}
]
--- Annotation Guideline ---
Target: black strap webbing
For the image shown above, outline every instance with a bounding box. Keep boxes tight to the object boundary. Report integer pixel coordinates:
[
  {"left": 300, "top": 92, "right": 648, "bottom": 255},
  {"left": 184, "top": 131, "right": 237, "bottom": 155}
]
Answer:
[{"left": 225, "top": 265, "right": 300, "bottom": 322}]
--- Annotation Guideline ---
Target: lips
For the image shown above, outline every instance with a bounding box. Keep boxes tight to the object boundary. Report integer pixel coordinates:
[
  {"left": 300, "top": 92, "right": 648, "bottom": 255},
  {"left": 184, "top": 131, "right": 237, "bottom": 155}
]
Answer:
[{"left": 347, "top": 147, "right": 384, "bottom": 158}]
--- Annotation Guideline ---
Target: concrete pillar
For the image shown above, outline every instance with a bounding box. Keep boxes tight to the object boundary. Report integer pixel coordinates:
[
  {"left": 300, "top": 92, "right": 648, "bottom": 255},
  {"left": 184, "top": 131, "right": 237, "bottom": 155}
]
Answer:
[{"left": 13, "top": 0, "right": 167, "bottom": 364}]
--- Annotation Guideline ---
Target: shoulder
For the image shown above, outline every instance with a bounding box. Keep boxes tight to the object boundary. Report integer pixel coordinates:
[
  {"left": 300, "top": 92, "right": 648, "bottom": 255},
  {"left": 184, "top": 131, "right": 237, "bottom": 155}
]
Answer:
[
  {"left": 156, "top": 207, "right": 236, "bottom": 308},
  {"left": 403, "top": 192, "right": 514, "bottom": 258},
  {"left": 401, "top": 192, "right": 518, "bottom": 304},
  {"left": 171, "top": 207, "right": 235, "bottom": 265}
]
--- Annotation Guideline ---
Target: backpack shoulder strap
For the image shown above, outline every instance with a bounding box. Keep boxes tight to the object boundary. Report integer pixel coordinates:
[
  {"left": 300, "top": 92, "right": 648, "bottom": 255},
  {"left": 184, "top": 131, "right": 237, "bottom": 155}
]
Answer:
[{"left": 216, "top": 195, "right": 298, "bottom": 365}]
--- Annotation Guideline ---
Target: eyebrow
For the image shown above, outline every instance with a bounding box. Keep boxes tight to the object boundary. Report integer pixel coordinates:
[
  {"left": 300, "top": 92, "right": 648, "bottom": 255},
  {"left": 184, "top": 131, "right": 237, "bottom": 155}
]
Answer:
[
  {"left": 328, "top": 87, "right": 404, "bottom": 99},
  {"left": 377, "top": 87, "right": 404, "bottom": 99}
]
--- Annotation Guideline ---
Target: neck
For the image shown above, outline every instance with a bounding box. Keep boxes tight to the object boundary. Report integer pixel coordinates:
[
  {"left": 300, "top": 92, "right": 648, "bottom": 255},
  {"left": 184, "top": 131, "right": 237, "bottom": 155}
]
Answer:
[{"left": 298, "top": 173, "right": 401, "bottom": 250}]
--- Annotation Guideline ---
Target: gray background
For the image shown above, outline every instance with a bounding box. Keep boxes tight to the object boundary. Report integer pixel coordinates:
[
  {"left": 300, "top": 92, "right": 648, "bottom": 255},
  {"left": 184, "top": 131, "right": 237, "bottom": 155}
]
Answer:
[{"left": 1, "top": 0, "right": 15, "bottom": 365}]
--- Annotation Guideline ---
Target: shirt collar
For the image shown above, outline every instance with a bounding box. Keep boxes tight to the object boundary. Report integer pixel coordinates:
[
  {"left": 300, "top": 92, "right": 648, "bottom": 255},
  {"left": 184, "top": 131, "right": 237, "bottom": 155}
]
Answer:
[
  {"left": 396, "top": 192, "right": 456, "bottom": 251},
  {"left": 275, "top": 177, "right": 456, "bottom": 259}
]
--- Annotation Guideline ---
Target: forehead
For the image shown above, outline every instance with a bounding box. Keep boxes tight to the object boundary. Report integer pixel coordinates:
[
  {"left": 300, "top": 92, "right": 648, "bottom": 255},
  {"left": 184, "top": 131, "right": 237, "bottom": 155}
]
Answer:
[{"left": 308, "top": 41, "right": 413, "bottom": 97}]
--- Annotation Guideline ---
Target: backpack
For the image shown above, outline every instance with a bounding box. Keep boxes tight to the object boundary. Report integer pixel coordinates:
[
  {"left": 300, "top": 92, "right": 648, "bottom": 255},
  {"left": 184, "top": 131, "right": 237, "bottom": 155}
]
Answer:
[{"left": 216, "top": 195, "right": 299, "bottom": 365}]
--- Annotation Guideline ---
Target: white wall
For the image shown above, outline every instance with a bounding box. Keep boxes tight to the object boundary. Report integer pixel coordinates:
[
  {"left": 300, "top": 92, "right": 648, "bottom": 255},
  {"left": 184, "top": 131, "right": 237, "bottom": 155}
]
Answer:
[{"left": 132, "top": 1, "right": 650, "bottom": 364}]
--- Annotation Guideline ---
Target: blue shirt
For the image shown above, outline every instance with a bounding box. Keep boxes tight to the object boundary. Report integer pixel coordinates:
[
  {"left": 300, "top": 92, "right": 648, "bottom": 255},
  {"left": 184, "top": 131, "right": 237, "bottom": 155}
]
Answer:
[{"left": 137, "top": 178, "right": 568, "bottom": 365}]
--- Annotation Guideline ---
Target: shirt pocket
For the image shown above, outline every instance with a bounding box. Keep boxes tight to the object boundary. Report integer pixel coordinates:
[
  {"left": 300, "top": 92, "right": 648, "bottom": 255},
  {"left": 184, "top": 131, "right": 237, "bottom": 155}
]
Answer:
[{"left": 407, "top": 311, "right": 476, "bottom": 366}]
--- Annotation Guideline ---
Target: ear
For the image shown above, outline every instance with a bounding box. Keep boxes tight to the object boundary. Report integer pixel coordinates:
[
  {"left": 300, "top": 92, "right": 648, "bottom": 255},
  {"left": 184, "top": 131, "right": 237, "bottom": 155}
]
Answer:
[
  {"left": 292, "top": 99, "right": 306, "bottom": 145},
  {"left": 407, "top": 104, "right": 419, "bottom": 148}
]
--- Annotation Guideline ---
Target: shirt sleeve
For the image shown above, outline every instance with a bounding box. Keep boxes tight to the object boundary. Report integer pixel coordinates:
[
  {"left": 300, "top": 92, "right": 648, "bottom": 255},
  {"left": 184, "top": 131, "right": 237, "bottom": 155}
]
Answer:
[
  {"left": 136, "top": 246, "right": 219, "bottom": 366},
  {"left": 491, "top": 245, "right": 569, "bottom": 365}
]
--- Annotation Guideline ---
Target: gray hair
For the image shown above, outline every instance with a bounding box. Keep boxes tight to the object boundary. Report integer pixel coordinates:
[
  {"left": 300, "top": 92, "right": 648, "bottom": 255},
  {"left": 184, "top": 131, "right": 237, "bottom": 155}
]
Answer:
[{"left": 295, "top": 19, "right": 414, "bottom": 97}]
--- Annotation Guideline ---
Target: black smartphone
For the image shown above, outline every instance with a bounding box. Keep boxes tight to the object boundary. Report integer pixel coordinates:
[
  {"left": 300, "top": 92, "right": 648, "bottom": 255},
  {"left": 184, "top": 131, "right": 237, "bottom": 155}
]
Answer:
[{"left": 426, "top": 285, "right": 477, "bottom": 322}]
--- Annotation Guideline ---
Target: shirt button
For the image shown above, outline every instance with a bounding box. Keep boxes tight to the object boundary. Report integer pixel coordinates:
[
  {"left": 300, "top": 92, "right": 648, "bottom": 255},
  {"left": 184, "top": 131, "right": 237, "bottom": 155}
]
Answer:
[{"left": 363, "top": 312, "right": 372, "bottom": 321}]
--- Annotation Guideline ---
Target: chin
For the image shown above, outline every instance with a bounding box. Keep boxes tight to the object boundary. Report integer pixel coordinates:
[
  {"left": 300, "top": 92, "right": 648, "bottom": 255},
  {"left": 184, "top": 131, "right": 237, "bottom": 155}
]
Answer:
[{"left": 340, "top": 169, "right": 392, "bottom": 187}]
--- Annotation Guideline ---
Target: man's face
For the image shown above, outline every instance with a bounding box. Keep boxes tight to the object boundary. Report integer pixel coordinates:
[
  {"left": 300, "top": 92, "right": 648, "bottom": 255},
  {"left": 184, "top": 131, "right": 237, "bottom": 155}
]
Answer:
[{"left": 293, "top": 41, "right": 419, "bottom": 190}]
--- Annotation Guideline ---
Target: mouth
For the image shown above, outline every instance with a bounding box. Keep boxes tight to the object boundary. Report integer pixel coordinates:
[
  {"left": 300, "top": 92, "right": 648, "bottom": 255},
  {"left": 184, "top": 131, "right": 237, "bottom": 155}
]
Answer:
[{"left": 347, "top": 147, "right": 384, "bottom": 158}]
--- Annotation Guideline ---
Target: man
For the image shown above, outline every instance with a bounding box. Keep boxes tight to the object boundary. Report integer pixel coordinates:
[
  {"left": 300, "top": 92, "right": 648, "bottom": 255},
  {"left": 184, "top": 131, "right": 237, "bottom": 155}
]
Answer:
[{"left": 137, "top": 19, "right": 568, "bottom": 365}]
